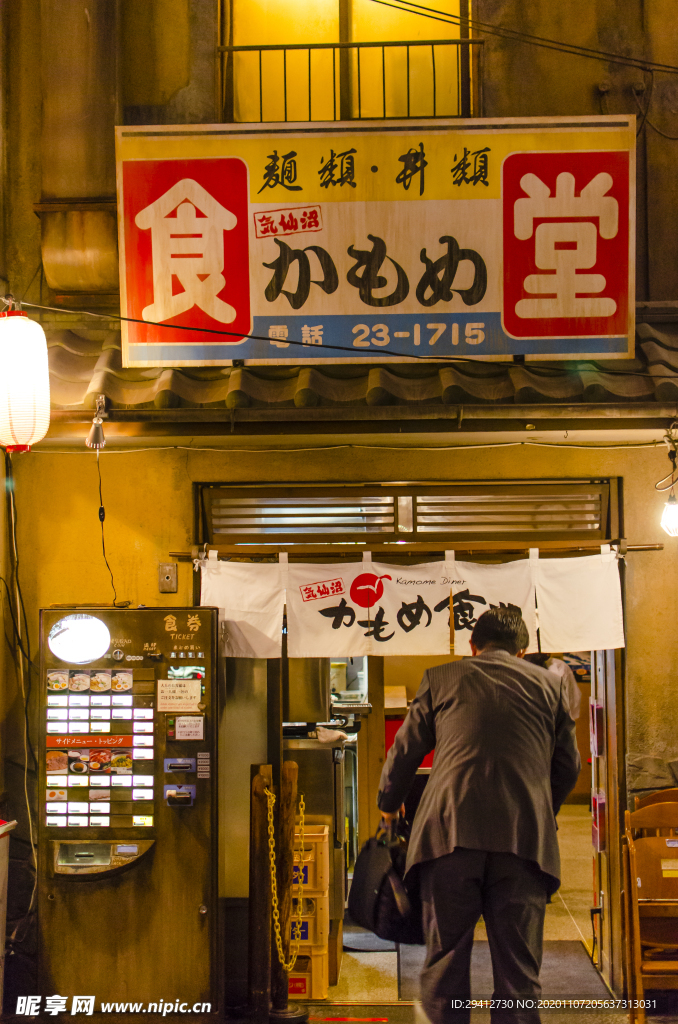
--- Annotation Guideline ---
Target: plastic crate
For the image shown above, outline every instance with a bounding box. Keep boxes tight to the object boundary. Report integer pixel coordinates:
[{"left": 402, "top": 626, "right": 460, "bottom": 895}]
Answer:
[
  {"left": 292, "top": 824, "right": 329, "bottom": 893},
  {"left": 288, "top": 947, "right": 329, "bottom": 1000},
  {"left": 290, "top": 892, "right": 330, "bottom": 946}
]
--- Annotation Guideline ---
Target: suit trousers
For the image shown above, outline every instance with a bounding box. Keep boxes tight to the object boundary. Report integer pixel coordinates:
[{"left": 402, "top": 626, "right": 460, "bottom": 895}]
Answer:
[{"left": 418, "top": 848, "right": 548, "bottom": 1024}]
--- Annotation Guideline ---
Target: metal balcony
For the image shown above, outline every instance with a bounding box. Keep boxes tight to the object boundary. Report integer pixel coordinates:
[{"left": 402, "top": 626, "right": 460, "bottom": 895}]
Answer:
[{"left": 219, "top": 38, "right": 483, "bottom": 123}]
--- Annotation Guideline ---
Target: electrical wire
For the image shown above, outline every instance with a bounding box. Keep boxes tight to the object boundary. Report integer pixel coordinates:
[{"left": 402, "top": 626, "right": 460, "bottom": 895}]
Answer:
[
  {"left": 633, "top": 79, "right": 678, "bottom": 140},
  {"left": 20, "top": 300, "right": 479, "bottom": 365},
  {"left": 655, "top": 422, "right": 678, "bottom": 491},
  {"left": 4, "top": 453, "right": 38, "bottom": 946},
  {"left": 95, "top": 451, "right": 125, "bottom": 607},
  {"left": 634, "top": 71, "right": 654, "bottom": 137},
  {"left": 19, "top": 264, "right": 43, "bottom": 307},
  {"left": 26, "top": 439, "right": 668, "bottom": 455},
  {"left": 368, "top": 0, "right": 678, "bottom": 75},
  {"left": 4, "top": 455, "right": 37, "bottom": 771},
  {"left": 20, "top": 299, "right": 678, "bottom": 385}
]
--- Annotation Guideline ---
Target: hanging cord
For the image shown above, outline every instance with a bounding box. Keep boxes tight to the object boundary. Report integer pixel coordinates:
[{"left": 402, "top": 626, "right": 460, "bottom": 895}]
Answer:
[
  {"left": 4, "top": 452, "right": 38, "bottom": 944},
  {"left": 264, "top": 786, "right": 306, "bottom": 973},
  {"left": 655, "top": 422, "right": 678, "bottom": 492},
  {"left": 633, "top": 71, "right": 678, "bottom": 140},
  {"left": 95, "top": 451, "right": 127, "bottom": 607}
]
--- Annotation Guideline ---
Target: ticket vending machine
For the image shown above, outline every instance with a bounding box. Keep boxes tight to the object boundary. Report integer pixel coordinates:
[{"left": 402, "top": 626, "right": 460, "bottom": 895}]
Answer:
[{"left": 37, "top": 607, "right": 218, "bottom": 1014}]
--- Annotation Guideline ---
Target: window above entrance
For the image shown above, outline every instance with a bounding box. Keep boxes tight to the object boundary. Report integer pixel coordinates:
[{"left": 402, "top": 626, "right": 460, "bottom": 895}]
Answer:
[{"left": 199, "top": 480, "right": 611, "bottom": 548}]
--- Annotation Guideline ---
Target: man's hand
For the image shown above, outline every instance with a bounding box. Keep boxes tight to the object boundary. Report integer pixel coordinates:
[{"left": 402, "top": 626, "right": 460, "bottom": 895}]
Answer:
[{"left": 380, "top": 803, "right": 406, "bottom": 826}]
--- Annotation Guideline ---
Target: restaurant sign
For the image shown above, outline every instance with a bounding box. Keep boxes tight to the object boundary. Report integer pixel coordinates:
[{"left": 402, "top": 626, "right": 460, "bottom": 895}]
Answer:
[{"left": 115, "top": 116, "right": 635, "bottom": 366}]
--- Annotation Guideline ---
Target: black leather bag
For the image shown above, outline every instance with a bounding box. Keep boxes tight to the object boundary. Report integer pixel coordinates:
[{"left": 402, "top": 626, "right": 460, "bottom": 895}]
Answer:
[{"left": 348, "top": 820, "right": 424, "bottom": 945}]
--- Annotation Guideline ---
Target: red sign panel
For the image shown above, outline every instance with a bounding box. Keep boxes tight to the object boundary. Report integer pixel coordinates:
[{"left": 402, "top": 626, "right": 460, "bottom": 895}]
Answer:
[
  {"left": 502, "top": 151, "right": 629, "bottom": 339},
  {"left": 121, "top": 158, "right": 251, "bottom": 350},
  {"left": 47, "top": 736, "right": 129, "bottom": 747}
]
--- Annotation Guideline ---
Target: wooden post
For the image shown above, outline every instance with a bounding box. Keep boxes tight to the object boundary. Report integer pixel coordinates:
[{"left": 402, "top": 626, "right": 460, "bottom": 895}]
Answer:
[
  {"left": 248, "top": 765, "right": 273, "bottom": 1022},
  {"left": 270, "top": 761, "right": 308, "bottom": 1020}
]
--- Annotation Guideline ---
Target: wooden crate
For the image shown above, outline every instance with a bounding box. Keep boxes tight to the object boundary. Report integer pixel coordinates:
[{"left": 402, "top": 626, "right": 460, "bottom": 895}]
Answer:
[
  {"left": 288, "top": 948, "right": 329, "bottom": 1000},
  {"left": 292, "top": 824, "right": 329, "bottom": 893}
]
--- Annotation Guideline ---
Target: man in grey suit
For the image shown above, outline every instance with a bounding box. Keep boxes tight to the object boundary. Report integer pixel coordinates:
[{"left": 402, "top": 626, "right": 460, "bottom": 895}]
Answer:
[{"left": 378, "top": 607, "right": 580, "bottom": 1024}]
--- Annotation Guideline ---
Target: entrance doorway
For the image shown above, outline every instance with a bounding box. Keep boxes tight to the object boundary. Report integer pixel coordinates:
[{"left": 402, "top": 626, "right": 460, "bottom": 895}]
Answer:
[
  {"left": 326, "top": 651, "right": 602, "bottom": 1003},
  {"left": 203, "top": 477, "right": 625, "bottom": 1002}
]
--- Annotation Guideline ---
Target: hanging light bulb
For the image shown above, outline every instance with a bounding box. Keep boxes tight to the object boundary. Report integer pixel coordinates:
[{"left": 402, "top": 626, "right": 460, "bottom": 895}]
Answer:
[
  {"left": 0, "top": 305, "right": 50, "bottom": 452},
  {"left": 661, "top": 493, "right": 678, "bottom": 536},
  {"left": 85, "top": 394, "right": 106, "bottom": 449}
]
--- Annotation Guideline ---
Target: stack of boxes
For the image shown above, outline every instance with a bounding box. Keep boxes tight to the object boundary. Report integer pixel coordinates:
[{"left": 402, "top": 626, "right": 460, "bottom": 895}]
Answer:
[{"left": 288, "top": 824, "right": 330, "bottom": 1000}]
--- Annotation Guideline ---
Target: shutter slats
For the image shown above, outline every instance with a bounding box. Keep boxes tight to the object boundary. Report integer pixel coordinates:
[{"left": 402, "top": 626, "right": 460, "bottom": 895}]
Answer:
[{"left": 202, "top": 482, "right": 609, "bottom": 545}]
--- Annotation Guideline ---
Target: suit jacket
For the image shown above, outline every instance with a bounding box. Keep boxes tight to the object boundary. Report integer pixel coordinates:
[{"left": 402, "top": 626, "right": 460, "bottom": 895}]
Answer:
[{"left": 377, "top": 649, "right": 580, "bottom": 893}]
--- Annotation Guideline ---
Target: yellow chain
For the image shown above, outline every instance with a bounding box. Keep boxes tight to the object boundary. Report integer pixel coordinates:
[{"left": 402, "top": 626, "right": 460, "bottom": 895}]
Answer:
[{"left": 264, "top": 786, "right": 306, "bottom": 973}]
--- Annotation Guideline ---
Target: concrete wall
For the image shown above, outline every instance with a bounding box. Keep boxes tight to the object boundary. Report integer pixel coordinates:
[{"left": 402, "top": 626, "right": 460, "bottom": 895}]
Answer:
[
  {"left": 474, "top": 0, "right": 678, "bottom": 300},
  {"left": 8, "top": 0, "right": 678, "bottom": 302},
  {"left": 5, "top": 439, "right": 677, "bottom": 802}
]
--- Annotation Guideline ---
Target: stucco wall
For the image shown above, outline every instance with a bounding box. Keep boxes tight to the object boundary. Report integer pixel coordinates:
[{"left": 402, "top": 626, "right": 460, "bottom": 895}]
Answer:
[{"left": 6, "top": 439, "right": 677, "bottom": 799}]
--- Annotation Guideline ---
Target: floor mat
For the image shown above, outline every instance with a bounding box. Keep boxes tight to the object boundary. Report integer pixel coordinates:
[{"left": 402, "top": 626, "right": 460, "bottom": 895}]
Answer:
[
  {"left": 398, "top": 940, "right": 609, "bottom": 1000},
  {"left": 307, "top": 1003, "right": 414, "bottom": 1023},
  {"left": 344, "top": 925, "right": 397, "bottom": 953}
]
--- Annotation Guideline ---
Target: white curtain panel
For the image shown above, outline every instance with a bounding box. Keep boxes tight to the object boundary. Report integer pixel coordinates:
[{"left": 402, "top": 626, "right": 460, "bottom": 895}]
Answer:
[
  {"left": 535, "top": 550, "right": 625, "bottom": 652},
  {"left": 450, "top": 557, "right": 538, "bottom": 656},
  {"left": 200, "top": 560, "right": 285, "bottom": 658},
  {"left": 287, "top": 561, "right": 451, "bottom": 657}
]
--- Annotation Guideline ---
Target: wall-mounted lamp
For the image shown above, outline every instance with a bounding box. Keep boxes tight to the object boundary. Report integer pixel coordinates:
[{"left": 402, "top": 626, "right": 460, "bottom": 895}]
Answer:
[
  {"left": 661, "top": 493, "right": 678, "bottom": 536},
  {"left": 86, "top": 394, "right": 107, "bottom": 449},
  {"left": 657, "top": 422, "right": 678, "bottom": 536}
]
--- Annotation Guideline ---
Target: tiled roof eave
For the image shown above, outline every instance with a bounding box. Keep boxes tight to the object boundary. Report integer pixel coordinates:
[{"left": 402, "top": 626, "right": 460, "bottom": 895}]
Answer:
[{"left": 46, "top": 322, "right": 678, "bottom": 412}]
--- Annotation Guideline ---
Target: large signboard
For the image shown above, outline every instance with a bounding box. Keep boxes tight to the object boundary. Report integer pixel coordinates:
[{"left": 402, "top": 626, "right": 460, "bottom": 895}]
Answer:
[{"left": 115, "top": 117, "right": 635, "bottom": 366}]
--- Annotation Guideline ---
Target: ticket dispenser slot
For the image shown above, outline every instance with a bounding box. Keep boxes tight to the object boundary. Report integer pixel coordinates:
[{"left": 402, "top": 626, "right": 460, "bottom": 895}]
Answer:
[
  {"left": 58, "top": 843, "right": 111, "bottom": 868},
  {"left": 52, "top": 840, "right": 154, "bottom": 877},
  {"left": 164, "top": 758, "right": 196, "bottom": 773},
  {"left": 164, "top": 785, "right": 196, "bottom": 807}
]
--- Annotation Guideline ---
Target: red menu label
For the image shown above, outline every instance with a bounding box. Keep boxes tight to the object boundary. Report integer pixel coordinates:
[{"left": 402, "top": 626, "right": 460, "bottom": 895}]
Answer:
[{"left": 46, "top": 736, "right": 129, "bottom": 747}]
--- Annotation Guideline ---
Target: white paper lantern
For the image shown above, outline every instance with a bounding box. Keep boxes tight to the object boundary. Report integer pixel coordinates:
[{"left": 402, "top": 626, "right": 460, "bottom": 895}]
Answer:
[{"left": 0, "top": 311, "right": 51, "bottom": 450}]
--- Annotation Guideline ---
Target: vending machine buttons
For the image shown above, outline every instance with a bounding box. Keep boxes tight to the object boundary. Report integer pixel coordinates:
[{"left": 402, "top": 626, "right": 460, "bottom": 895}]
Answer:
[{"left": 166, "top": 716, "right": 176, "bottom": 740}]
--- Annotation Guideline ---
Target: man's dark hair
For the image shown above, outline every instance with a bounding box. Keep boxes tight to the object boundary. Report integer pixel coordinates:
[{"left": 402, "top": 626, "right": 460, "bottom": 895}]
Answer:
[{"left": 471, "top": 607, "right": 529, "bottom": 655}]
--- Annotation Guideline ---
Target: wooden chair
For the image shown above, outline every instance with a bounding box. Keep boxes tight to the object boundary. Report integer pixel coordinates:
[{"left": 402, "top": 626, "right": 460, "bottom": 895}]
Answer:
[
  {"left": 623, "top": 803, "right": 678, "bottom": 1023},
  {"left": 634, "top": 788, "right": 678, "bottom": 811}
]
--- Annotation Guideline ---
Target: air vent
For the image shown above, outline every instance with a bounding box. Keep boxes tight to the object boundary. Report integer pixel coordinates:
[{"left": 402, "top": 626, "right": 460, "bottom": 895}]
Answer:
[
  {"left": 415, "top": 491, "right": 605, "bottom": 535},
  {"left": 201, "top": 482, "right": 610, "bottom": 547},
  {"left": 209, "top": 495, "right": 395, "bottom": 537}
]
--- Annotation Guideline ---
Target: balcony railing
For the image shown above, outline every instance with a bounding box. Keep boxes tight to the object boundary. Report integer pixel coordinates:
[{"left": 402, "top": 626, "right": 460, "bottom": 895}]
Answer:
[{"left": 219, "top": 38, "right": 483, "bottom": 123}]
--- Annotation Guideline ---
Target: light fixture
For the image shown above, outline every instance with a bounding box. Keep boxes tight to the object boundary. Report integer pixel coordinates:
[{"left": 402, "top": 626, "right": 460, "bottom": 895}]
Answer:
[
  {"left": 0, "top": 299, "right": 50, "bottom": 452},
  {"left": 657, "top": 422, "right": 678, "bottom": 536},
  {"left": 661, "top": 494, "right": 678, "bottom": 536},
  {"left": 86, "top": 394, "right": 107, "bottom": 449},
  {"left": 47, "top": 613, "right": 111, "bottom": 664}
]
